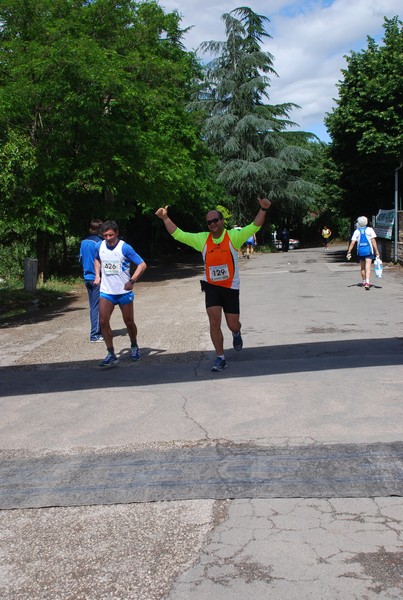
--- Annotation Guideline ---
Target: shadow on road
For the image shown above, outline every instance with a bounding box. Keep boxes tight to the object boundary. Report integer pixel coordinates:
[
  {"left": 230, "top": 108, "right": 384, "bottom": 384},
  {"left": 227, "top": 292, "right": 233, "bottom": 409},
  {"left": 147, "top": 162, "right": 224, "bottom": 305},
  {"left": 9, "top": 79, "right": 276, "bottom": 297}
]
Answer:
[
  {"left": 1, "top": 337, "right": 402, "bottom": 397},
  {"left": 0, "top": 302, "right": 86, "bottom": 329}
]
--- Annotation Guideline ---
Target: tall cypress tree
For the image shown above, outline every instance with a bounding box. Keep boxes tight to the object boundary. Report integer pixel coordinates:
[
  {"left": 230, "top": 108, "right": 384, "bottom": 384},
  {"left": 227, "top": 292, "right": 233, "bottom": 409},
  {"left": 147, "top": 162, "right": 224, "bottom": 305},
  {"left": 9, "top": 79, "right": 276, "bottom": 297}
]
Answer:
[{"left": 192, "top": 6, "right": 316, "bottom": 222}]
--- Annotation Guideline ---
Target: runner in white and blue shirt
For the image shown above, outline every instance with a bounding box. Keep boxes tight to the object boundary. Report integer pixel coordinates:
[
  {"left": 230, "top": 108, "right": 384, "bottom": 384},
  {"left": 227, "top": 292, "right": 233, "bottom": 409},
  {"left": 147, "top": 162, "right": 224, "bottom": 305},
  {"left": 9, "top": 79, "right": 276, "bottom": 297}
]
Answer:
[
  {"left": 94, "top": 220, "right": 147, "bottom": 367},
  {"left": 97, "top": 238, "right": 144, "bottom": 296}
]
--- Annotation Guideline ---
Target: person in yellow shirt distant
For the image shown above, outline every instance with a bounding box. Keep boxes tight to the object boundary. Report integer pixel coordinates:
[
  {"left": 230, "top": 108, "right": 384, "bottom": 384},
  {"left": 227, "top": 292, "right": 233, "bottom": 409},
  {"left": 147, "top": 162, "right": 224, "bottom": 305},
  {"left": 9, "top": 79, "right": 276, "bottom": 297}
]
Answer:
[{"left": 321, "top": 225, "right": 332, "bottom": 250}]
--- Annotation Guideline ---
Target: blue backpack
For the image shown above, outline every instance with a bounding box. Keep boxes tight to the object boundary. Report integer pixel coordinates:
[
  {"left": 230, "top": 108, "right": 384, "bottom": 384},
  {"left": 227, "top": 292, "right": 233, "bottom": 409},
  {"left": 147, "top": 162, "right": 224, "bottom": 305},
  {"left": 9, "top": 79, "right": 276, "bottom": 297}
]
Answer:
[{"left": 357, "top": 227, "right": 372, "bottom": 257}]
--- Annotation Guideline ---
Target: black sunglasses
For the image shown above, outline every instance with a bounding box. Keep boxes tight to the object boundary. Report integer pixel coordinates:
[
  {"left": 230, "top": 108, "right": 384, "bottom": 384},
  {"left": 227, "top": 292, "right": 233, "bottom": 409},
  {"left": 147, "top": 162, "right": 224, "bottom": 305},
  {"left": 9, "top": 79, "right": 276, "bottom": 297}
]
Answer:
[{"left": 207, "top": 217, "right": 221, "bottom": 226}]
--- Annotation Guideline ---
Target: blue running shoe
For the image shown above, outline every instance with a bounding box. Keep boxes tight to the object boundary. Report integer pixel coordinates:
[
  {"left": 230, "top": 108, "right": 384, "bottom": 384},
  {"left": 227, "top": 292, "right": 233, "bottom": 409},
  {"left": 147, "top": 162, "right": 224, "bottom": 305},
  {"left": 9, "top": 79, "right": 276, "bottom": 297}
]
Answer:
[
  {"left": 131, "top": 345, "right": 141, "bottom": 361},
  {"left": 232, "top": 331, "right": 243, "bottom": 351},
  {"left": 211, "top": 357, "right": 227, "bottom": 372},
  {"left": 99, "top": 352, "right": 118, "bottom": 368}
]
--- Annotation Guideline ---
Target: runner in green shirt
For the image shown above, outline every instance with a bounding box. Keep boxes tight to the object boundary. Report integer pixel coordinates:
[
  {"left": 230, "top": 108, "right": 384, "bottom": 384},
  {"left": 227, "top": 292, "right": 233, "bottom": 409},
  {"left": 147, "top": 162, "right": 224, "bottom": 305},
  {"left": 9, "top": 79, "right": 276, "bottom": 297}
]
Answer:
[{"left": 155, "top": 197, "right": 271, "bottom": 371}]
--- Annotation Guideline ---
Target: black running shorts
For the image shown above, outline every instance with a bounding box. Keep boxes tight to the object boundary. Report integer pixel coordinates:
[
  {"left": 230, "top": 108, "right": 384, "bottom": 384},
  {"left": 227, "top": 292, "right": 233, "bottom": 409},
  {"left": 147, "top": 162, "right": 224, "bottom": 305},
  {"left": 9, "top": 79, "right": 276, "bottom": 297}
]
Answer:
[{"left": 204, "top": 282, "right": 240, "bottom": 314}]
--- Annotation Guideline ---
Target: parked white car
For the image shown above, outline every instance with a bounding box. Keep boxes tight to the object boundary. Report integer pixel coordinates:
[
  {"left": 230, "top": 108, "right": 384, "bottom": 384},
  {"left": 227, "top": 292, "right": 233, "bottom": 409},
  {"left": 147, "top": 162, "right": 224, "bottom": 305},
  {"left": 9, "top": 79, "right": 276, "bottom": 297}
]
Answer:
[{"left": 274, "top": 238, "right": 300, "bottom": 250}]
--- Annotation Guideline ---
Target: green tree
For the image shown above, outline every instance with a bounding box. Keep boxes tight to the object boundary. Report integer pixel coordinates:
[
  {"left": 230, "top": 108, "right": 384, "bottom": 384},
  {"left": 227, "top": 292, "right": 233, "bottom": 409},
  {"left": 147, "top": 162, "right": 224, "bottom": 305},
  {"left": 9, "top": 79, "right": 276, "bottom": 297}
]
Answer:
[
  {"left": 0, "top": 0, "right": 214, "bottom": 276},
  {"left": 325, "top": 16, "right": 403, "bottom": 219},
  {"left": 192, "top": 6, "right": 316, "bottom": 223}
]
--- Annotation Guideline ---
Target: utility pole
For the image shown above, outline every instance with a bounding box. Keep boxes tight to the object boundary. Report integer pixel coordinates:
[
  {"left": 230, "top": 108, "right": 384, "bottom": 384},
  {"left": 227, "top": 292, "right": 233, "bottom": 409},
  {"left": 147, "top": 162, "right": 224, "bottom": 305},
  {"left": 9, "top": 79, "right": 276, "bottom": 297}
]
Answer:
[{"left": 394, "top": 159, "right": 402, "bottom": 262}]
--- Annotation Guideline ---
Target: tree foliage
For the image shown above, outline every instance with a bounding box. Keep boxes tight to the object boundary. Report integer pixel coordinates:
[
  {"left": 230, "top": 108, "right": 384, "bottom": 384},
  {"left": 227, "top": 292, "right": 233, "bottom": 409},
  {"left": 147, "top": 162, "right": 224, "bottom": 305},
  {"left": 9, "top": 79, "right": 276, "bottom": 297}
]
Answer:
[
  {"left": 325, "top": 16, "right": 403, "bottom": 219},
  {"left": 0, "top": 0, "right": 215, "bottom": 274},
  {"left": 191, "top": 6, "right": 317, "bottom": 223}
]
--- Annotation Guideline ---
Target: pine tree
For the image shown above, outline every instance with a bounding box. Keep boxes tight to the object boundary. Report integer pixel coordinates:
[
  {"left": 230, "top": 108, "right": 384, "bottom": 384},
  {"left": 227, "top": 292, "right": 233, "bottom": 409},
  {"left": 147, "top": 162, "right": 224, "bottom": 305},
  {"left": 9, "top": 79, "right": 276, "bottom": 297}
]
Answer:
[{"left": 193, "top": 6, "right": 315, "bottom": 222}]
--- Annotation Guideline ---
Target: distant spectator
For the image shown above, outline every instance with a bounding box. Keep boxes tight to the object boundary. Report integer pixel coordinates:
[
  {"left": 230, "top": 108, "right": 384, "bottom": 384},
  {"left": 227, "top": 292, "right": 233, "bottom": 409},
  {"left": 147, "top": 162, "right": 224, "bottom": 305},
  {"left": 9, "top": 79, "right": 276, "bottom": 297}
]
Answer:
[
  {"left": 279, "top": 227, "right": 289, "bottom": 252},
  {"left": 321, "top": 225, "right": 332, "bottom": 250},
  {"left": 233, "top": 225, "right": 244, "bottom": 258},
  {"left": 79, "top": 219, "right": 104, "bottom": 342},
  {"left": 346, "top": 216, "right": 380, "bottom": 290},
  {"left": 245, "top": 233, "right": 257, "bottom": 258}
]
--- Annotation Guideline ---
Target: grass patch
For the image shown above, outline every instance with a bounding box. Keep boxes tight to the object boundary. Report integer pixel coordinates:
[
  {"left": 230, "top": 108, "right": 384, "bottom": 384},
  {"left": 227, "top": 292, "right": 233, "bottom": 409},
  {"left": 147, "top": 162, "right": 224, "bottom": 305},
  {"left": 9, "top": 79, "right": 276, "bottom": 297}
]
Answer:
[
  {"left": 0, "top": 277, "right": 82, "bottom": 321},
  {"left": 255, "top": 244, "right": 275, "bottom": 254}
]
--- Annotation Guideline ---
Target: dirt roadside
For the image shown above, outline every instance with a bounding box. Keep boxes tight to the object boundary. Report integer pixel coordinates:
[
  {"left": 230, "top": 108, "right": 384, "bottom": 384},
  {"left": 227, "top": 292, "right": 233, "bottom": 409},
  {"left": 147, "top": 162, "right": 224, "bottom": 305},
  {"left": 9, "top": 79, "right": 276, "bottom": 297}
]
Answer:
[{"left": 0, "top": 258, "right": 210, "bottom": 369}]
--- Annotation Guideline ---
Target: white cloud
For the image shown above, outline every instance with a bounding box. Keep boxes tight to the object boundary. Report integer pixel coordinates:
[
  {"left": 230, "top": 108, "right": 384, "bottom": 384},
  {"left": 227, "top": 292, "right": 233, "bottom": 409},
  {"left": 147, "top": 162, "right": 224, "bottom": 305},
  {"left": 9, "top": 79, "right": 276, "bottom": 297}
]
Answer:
[{"left": 160, "top": 0, "right": 402, "bottom": 141}]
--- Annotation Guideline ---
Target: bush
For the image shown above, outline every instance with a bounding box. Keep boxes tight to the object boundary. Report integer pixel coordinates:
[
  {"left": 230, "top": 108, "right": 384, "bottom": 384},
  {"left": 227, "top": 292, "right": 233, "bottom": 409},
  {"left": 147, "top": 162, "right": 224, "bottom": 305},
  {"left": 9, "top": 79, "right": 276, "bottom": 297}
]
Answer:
[{"left": 0, "top": 240, "right": 34, "bottom": 280}]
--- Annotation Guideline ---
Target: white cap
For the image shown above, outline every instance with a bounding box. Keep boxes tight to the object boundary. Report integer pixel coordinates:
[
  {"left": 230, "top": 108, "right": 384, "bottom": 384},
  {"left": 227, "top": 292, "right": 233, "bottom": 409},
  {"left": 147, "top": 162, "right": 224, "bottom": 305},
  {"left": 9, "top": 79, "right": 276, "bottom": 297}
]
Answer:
[{"left": 357, "top": 216, "right": 368, "bottom": 227}]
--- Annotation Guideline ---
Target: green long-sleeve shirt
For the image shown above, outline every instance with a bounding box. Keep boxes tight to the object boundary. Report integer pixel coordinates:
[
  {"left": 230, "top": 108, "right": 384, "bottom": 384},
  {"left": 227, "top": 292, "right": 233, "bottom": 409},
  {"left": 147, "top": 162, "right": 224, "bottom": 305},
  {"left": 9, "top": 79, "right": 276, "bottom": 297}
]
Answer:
[{"left": 172, "top": 222, "right": 260, "bottom": 251}]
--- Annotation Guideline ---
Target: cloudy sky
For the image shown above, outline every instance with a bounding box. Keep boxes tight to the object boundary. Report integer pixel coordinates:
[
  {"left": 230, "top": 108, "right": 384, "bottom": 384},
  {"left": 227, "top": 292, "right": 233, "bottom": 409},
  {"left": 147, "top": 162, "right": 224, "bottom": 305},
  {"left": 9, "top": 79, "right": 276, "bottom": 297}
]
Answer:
[{"left": 160, "top": 0, "right": 401, "bottom": 142}]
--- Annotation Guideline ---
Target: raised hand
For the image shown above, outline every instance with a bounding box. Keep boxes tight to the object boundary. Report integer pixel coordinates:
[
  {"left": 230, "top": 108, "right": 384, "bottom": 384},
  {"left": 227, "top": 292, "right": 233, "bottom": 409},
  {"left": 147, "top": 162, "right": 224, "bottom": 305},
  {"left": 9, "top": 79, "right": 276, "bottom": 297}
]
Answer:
[
  {"left": 258, "top": 197, "right": 271, "bottom": 210},
  {"left": 155, "top": 206, "right": 169, "bottom": 220}
]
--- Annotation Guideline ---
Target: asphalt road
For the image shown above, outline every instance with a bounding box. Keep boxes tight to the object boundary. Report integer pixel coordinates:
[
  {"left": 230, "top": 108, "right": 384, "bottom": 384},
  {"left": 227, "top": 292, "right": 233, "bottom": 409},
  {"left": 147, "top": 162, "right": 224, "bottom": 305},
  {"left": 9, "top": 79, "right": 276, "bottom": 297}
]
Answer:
[{"left": 0, "top": 245, "right": 402, "bottom": 599}]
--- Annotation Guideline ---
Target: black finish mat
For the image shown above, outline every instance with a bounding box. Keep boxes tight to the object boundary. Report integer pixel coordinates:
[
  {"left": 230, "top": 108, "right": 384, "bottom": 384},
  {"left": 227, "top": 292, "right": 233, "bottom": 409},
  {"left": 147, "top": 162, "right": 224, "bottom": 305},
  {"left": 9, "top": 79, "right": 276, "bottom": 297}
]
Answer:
[{"left": 1, "top": 442, "right": 402, "bottom": 509}]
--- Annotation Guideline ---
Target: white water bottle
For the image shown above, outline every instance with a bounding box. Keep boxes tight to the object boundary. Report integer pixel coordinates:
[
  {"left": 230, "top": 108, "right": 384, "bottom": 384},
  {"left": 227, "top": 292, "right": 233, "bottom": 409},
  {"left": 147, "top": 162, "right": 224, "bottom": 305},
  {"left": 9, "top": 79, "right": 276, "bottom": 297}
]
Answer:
[{"left": 374, "top": 257, "right": 383, "bottom": 278}]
